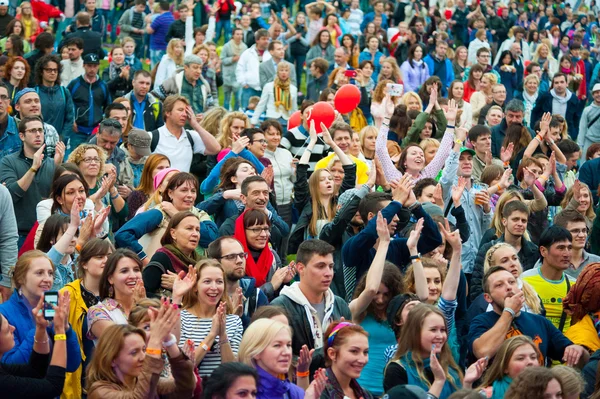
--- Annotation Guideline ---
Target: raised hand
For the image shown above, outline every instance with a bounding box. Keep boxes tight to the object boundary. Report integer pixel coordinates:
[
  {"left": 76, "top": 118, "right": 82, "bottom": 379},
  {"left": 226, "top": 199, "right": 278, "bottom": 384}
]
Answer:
[
  {"left": 133, "top": 279, "right": 146, "bottom": 303},
  {"left": 433, "top": 183, "right": 444, "bottom": 208},
  {"left": 383, "top": 93, "right": 395, "bottom": 117},
  {"left": 320, "top": 122, "right": 334, "bottom": 147},
  {"left": 209, "top": 301, "right": 226, "bottom": 339},
  {"left": 231, "top": 287, "right": 245, "bottom": 317},
  {"left": 53, "top": 291, "right": 71, "bottom": 334},
  {"left": 261, "top": 165, "right": 274, "bottom": 186},
  {"left": 305, "top": 368, "right": 328, "bottom": 399},
  {"left": 54, "top": 141, "right": 65, "bottom": 165},
  {"left": 231, "top": 136, "right": 250, "bottom": 154},
  {"left": 451, "top": 177, "right": 467, "bottom": 207},
  {"left": 32, "top": 295, "right": 50, "bottom": 330},
  {"left": 464, "top": 357, "right": 488, "bottom": 387},
  {"left": 500, "top": 142, "right": 514, "bottom": 163},
  {"left": 172, "top": 265, "right": 198, "bottom": 299},
  {"left": 454, "top": 126, "right": 468, "bottom": 143},
  {"left": 406, "top": 217, "right": 424, "bottom": 251},
  {"left": 504, "top": 290, "right": 525, "bottom": 314},
  {"left": 429, "top": 83, "right": 438, "bottom": 107},
  {"left": 522, "top": 167, "right": 536, "bottom": 188},
  {"left": 32, "top": 144, "right": 46, "bottom": 170},
  {"left": 430, "top": 346, "right": 446, "bottom": 382},
  {"left": 161, "top": 270, "right": 177, "bottom": 290},
  {"left": 69, "top": 199, "right": 82, "bottom": 228},
  {"left": 573, "top": 179, "right": 582, "bottom": 201},
  {"left": 308, "top": 120, "right": 318, "bottom": 144},
  {"left": 93, "top": 206, "right": 111, "bottom": 236},
  {"left": 77, "top": 214, "right": 93, "bottom": 244},
  {"left": 446, "top": 99, "right": 458, "bottom": 124},
  {"left": 391, "top": 174, "right": 415, "bottom": 205},
  {"left": 438, "top": 219, "right": 461, "bottom": 251},
  {"left": 376, "top": 211, "right": 391, "bottom": 243},
  {"left": 149, "top": 300, "right": 180, "bottom": 344},
  {"left": 297, "top": 344, "right": 315, "bottom": 374},
  {"left": 484, "top": 151, "right": 493, "bottom": 166},
  {"left": 283, "top": 261, "right": 297, "bottom": 283},
  {"left": 539, "top": 112, "right": 552, "bottom": 135},
  {"left": 498, "top": 168, "right": 513, "bottom": 190}
]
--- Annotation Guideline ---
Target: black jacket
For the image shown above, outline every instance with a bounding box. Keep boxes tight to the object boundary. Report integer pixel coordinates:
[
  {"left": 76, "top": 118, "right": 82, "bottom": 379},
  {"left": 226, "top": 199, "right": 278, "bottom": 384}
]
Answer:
[
  {"left": 531, "top": 91, "right": 582, "bottom": 140},
  {"left": 166, "top": 19, "right": 186, "bottom": 42},
  {"left": 470, "top": 235, "right": 540, "bottom": 301},
  {"left": 61, "top": 26, "right": 106, "bottom": 59}
]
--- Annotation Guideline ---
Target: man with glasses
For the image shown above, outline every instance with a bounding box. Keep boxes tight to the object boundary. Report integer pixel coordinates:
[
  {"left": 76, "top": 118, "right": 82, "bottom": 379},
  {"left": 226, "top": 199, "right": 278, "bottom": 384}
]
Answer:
[
  {"left": 0, "top": 82, "right": 21, "bottom": 159},
  {"left": 554, "top": 210, "right": 600, "bottom": 279},
  {"left": 0, "top": 116, "right": 62, "bottom": 248},
  {"left": 478, "top": 83, "right": 507, "bottom": 126},
  {"left": 463, "top": 47, "right": 501, "bottom": 83},
  {"left": 34, "top": 54, "right": 75, "bottom": 147},
  {"left": 67, "top": 52, "right": 111, "bottom": 156},
  {"left": 207, "top": 236, "right": 269, "bottom": 328},
  {"left": 14, "top": 88, "right": 63, "bottom": 160},
  {"left": 89, "top": 118, "right": 128, "bottom": 195}
]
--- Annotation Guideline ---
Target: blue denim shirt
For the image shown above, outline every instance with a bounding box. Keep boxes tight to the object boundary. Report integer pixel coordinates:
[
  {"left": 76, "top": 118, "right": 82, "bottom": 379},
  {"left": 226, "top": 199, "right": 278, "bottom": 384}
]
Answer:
[{"left": 0, "top": 116, "right": 21, "bottom": 159}]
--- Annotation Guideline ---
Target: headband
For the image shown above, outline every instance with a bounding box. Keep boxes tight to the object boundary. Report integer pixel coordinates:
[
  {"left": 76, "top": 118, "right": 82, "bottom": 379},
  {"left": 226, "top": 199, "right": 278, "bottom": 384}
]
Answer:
[{"left": 327, "top": 322, "right": 354, "bottom": 347}]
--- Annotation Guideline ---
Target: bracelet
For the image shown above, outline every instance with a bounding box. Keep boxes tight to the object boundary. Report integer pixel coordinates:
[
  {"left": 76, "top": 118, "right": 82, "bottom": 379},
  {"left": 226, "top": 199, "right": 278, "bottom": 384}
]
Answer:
[
  {"left": 503, "top": 308, "right": 516, "bottom": 318},
  {"left": 296, "top": 370, "right": 310, "bottom": 377},
  {"left": 546, "top": 139, "right": 555, "bottom": 146},
  {"left": 305, "top": 147, "right": 312, "bottom": 154},
  {"left": 110, "top": 192, "right": 120, "bottom": 200},
  {"left": 54, "top": 334, "right": 67, "bottom": 342},
  {"left": 219, "top": 338, "right": 230, "bottom": 345},
  {"left": 503, "top": 161, "right": 510, "bottom": 168},
  {"left": 34, "top": 336, "right": 49, "bottom": 344},
  {"left": 446, "top": 125, "right": 455, "bottom": 129},
  {"left": 496, "top": 184, "right": 502, "bottom": 192},
  {"left": 75, "top": 244, "right": 82, "bottom": 253},
  {"left": 534, "top": 135, "right": 543, "bottom": 143},
  {"left": 146, "top": 348, "right": 162, "bottom": 355},
  {"left": 454, "top": 138, "right": 463, "bottom": 145},
  {"left": 29, "top": 167, "right": 38, "bottom": 174},
  {"left": 199, "top": 341, "right": 209, "bottom": 351},
  {"left": 162, "top": 333, "right": 177, "bottom": 348},
  {"left": 409, "top": 253, "right": 421, "bottom": 260}
]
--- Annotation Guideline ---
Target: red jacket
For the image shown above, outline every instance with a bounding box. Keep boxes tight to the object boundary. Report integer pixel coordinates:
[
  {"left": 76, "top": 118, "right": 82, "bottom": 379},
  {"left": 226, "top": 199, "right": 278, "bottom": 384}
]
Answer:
[{"left": 31, "top": 0, "right": 62, "bottom": 24}]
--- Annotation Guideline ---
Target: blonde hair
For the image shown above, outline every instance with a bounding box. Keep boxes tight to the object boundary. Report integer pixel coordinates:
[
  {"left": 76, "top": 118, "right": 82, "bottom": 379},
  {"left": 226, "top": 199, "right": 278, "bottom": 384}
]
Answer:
[
  {"left": 238, "top": 319, "right": 292, "bottom": 366},
  {"left": 532, "top": 43, "right": 556, "bottom": 63},
  {"left": 308, "top": 169, "right": 337, "bottom": 237},
  {"left": 479, "top": 336, "right": 540, "bottom": 388},
  {"left": 373, "top": 79, "right": 393, "bottom": 103},
  {"left": 489, "top": 190, "right": 526, "bottom": 238},
  {"left": 201, "top": 106, "right": 228, "bottom": 137},
  {"left": 483, "top": 243, "right": 541, "bottom": 314},
  {"left": 166, "top": 38, "right": 184, "bottom": 66},
  {"left": 217, "top": 112, "right": 251, "bottom": 148},
  {"left": 419, "top": 138, "right": 440, "bottom": 152},
  {"left": 403, "top": 258, "right": 446, "bottom": 299},
  {"left": 12, "top": 250, "right": 54, "bottom": 289},
  {"left": 401, "top": 92, "right": 423, "bottom": 111},
  {"left": 560, "top": 183, "right": 596, "bottom": 222},
  {"left": 482, "top": 72, "right": 498, "bottom": 86},
  {"left": 66, "top": 144, "right": 107, "bottom": 180},
  {"left": 379, "top": 57, "right": 402, "bottom": 83}
]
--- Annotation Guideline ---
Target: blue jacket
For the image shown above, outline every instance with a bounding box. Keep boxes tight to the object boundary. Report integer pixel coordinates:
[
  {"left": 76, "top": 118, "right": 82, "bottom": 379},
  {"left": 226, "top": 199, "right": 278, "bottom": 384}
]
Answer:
[
  {"left": 342, "top": 202, "right": 442, "bottom": 283},
  {"left": 67, "top": 75, "right": 111, "bottom": 134},
  {"left": 114, "top": 208, "right": 219, "bottom": 260},
  {"left": 423, "top": 55, "right": 454, "bottom": 96},
  {"left": 0, "top": 290, "right": 81, "bottom": 371},
  {"left": 239, "top": 277, "right": 269, "bottom": 329},
  {"left": 358, "top": 50, "right": 385, "bottom": 82},
  {"left": 531, "top": 91, "right": 581, "bottom": 140},
  {"left": 0, "top": 116, "right": 20, "bottom": 159},
  {"left": 579, "top": 157, "right": 600, "bottom": 204},
  {"left": 198, "top": 190, "right": 244, "bottom": 227},
  {"left": 199, "top": 149, "right": 265, "bottom": 196},
  {"left": 35, "top": 85, "right": 75, "bottom": 141}
]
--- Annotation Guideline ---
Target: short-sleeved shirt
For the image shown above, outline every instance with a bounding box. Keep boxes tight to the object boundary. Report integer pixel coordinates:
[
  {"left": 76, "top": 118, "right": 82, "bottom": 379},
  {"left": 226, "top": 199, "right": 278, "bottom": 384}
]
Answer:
[
  {"left": 86, "top": 298, "right": 128, "bottom": 343},
  {"left": 150, "top": 12, "right": 175, "bottom": 50},
  {"left": 521, "top": 267, "right": 575, "bottom": 331},
  {"left": 153, "top": 126, "right": 207, "bottom": 172},
  {"left": 468, "top": 310, "right": 572, "bottom": 365},
  {"left": 179, "top": 310, "right": 243, "bottom": 377}
]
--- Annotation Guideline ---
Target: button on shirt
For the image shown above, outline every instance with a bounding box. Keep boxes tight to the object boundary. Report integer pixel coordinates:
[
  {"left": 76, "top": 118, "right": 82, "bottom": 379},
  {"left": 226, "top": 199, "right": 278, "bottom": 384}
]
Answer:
[{"left": 153, "top": 126, "right": 206, "bottom": 172}]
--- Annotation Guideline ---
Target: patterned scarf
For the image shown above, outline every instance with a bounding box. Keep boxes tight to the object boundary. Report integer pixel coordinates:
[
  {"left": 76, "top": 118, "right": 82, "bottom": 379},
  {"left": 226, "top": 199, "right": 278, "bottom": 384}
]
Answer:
[
  {"left": 274, "top": 76, "right": 292, "bottom": 111},
  {"left": 323, "top": 367, "right": 370, "bottom": 399}
]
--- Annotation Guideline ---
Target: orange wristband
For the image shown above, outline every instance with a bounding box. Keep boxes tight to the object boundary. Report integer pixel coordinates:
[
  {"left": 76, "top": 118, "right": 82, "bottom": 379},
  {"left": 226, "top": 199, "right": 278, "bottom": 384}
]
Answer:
[
  {"left": 146, "top": 348, "right": 162, "bottom": 355},
  {"left": 296, "top": 370, "right": 310, "bottom": 377}
]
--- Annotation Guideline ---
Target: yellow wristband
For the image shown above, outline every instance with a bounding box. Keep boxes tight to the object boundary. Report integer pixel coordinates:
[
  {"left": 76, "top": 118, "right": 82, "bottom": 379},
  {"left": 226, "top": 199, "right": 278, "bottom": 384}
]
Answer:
[
  {"left": 54, "top": 334, "right": 67, "bottom": 341},
  {"left": 146, "top": 348, "right": 162, "bottom": 355}
]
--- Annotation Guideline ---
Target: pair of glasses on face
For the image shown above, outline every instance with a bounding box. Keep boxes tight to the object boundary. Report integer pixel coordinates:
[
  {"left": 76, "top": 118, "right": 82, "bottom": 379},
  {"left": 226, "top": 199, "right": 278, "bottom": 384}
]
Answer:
[
  {"left": 246, "top": 227, "right": 270, "bottom": 234},
  {"left": 219, "top": 252, "right": 248, "bottom": 261},
  {"left": 82, "top": 157, "right": 101, "bottom": 164},
  {"left": 25, "top": 128, "right": 43, "bottom": 134}
]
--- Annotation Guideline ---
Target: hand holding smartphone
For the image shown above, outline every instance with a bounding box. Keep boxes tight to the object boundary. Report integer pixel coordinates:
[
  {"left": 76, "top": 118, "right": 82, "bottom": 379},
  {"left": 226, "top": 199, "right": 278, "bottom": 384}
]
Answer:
[{"left": 43, "top": 291, "right": 59, "bottom": 320}]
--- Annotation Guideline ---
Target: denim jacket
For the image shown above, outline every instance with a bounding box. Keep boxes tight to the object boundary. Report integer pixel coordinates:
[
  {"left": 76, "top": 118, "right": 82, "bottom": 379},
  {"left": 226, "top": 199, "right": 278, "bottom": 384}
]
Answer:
[{"left": 0, "top": 116, "right": 21, "bottom": 159}]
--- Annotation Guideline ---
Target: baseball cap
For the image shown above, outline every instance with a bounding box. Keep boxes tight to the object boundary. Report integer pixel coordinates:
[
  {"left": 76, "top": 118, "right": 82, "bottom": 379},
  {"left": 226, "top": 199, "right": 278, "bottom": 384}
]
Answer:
[
  {"left": 0, "top": 0, "right": 9, "bottom": 6},
  {"left": 421, "top": 201, "right": 443, "bottom": 218},
  {"left": 460, "top": 146, "right": 476, "bottom": 156},
  {"left": 383, "top": 385, "right": 428, "bottom": 399},
  {"left": 386, "top": 293, "right": 420, "bottom": 328},
  {"left": 593, "top": 84, "right": 600, "bottom": 93},
  {"left": 127, "top": 129, "right": 151, "bottom": 157},
  {"left": 83, "top": 53, "right": 100, "bottom": 65}
]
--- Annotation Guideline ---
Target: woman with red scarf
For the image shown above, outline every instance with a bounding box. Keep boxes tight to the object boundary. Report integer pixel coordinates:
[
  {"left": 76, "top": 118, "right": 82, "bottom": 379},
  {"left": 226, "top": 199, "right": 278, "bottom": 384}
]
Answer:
[{"left": 233, "top": 209, "right": 296, "bottom": 300}]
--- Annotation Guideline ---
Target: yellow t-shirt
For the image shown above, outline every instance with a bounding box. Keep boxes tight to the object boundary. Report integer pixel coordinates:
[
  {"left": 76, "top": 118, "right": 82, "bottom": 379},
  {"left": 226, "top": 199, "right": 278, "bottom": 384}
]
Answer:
[
  {"left": 314, "top": 153, "right": 369, "bottom": 185},
  {"left": 522, "top": 267, "right": 574, "bottom": 331}
]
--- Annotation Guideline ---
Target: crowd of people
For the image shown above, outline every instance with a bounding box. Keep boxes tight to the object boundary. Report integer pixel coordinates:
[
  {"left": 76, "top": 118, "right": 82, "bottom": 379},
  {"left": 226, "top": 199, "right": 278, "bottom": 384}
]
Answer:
[{"left": 3, "top": 0, "right": 600, "bottom": 398}]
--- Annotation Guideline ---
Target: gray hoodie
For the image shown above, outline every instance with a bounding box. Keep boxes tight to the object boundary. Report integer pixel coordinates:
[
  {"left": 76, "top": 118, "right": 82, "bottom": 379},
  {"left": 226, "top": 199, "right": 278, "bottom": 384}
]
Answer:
[
  {"left": 578, "top": 101, "right": 600, "bottom": 160},
  {"left": 0, "top": 184, "right": 18, "bottom": 288}
]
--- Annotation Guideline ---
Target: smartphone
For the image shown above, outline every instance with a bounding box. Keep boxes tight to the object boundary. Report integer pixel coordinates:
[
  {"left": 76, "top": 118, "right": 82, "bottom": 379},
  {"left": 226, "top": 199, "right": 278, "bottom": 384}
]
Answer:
[
  {"left": 43, "top": 291, "right": 59, "bottom": 320},
  {"left": 344, "top": 70, "right": 357, "bottom": 78},
  {"left": 386, "top": 83, "right": 404, "bottom": 96}
]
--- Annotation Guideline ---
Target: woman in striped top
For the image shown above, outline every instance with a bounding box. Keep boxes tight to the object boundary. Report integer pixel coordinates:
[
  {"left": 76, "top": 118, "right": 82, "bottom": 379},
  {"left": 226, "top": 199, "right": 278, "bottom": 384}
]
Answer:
[{"left": 179, "top": 259, "right": 243, "bottom": 377}]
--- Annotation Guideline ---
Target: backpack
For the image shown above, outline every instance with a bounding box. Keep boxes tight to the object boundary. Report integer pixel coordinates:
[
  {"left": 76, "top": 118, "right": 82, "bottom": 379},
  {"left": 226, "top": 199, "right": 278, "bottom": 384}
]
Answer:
[{"left": 149, "top": 129, "right": 207, "bottom": 182}]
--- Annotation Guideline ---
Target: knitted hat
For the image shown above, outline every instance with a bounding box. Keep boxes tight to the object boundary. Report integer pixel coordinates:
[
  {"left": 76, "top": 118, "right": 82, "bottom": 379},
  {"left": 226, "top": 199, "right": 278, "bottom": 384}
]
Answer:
[{"left": 153, "top": 168, "right": 180, "bottom": 190}]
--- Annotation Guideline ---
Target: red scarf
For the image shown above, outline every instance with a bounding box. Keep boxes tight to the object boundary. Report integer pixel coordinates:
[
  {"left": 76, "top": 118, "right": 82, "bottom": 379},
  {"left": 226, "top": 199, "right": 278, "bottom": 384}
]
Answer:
[{"left": 233, "top": 210, "right": 274, "bottom": 287}]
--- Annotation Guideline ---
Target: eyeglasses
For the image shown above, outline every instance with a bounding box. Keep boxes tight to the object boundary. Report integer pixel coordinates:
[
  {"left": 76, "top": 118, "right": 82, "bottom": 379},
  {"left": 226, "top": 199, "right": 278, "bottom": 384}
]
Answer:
[
  {"left": 82, "top": 157, "right": 101, "bottom": 164},
  {"left": 43, "top": 68, "right": 58, "bottom": 73},
  {"left": 219, "top": 252, "right": 248, "bottom": 261},
  {"left": 246, "top": 227, "right": 270, "bottom": 234},
  {"left": 479, "top": 54, "right": 490, "bottom": 58},
  {"left": 25, "top": 128, "right": 43, "bottom": 134},
  {"left": 253, "top": 139, "right": 268, "bottom": 145},
  {"left": 0, "top": 95, "right": 9, "bottom": 101},
  {"left": 569, "top": 228, "right": 588, "bottom": 236}
]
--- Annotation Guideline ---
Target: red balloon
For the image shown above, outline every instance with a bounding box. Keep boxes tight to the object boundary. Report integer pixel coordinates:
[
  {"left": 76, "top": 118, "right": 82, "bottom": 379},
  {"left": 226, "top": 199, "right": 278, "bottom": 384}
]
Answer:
[
  {"left": 334, "top": 84, "right": 361, "bottom": 114},
  {"left": 306, "top": 102, "right": 335, "bottom": 133},
  {"left": 287, "top": 110, "right": 302, "bottom": 130}
]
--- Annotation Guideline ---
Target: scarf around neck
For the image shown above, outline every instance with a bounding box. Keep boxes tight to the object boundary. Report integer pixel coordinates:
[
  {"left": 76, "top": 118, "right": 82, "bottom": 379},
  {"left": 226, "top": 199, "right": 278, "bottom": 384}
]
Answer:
[
  {"left": 161, "top": 244, "right": 202, "bottom": 273},
  {"left": 490, "top": 375, "right": 513, "bottom": 399},
  {"left": 233, "top": 210, "right": 274, "bottom": 287},
  {"left": 323, "top": 367, "right": 370, "bottom": 399},
  {"left": 274, "top": 76, "right": 292, "bottom": 111},
  {"left": 109, "top": 62, "right": 126, "bottom": 80}
]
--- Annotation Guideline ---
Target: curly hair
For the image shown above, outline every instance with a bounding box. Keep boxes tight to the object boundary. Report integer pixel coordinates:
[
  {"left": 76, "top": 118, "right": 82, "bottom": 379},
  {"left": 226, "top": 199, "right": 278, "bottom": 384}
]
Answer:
[
  {"left": 66, "top": 144, "right": 107, "bottom": 180},
  {"left": 504, "top": 367, "right": 563, "bottom": 399},
  {"left": 217, "top": 111, "right": 250, "bottom": 148},
  {"left": 34, "top": 54, "right": 62, "bottom": 86},
  {"left": 4, "top": 56, "right": 30, "bottom": 91}
]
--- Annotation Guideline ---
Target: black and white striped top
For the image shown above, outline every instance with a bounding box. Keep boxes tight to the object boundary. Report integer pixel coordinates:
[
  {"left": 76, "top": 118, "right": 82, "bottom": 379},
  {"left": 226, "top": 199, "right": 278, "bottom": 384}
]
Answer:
[
  {"left": 281, "top": 126, "right": 328, "bottom": 172},
  {"left": 179, "top": 310, "right": 244, "bottom": 377}
]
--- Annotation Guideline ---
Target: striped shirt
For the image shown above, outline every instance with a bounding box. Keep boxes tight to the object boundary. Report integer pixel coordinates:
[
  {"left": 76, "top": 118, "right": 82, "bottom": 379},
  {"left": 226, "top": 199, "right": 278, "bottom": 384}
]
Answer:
[
  {"left": 281, "top": 126, "right": 328, "bottom": 172},
  {"left": 179, "top": 310, "right": 243, "bottom": 377}
]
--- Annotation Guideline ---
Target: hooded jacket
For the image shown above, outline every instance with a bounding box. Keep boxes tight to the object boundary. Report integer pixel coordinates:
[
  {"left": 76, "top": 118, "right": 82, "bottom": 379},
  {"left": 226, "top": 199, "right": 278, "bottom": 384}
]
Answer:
[
  {"left": 35, "top": 85, "right": 75, "bottom": 142},
  {"left": 531, "top": 89, "right": 581, "bottom": 140},
  {"left": 271, "top": 282, "right": 351, "bottom": 355},
  {"left": 123, "top": 91, "right": 164, "bottom": 132},
  {"left": 578, "top": 102, "right": 600, "bottom": 159},
  {"left": 67, "top": 75, "right": 112, "bottom": 134}
]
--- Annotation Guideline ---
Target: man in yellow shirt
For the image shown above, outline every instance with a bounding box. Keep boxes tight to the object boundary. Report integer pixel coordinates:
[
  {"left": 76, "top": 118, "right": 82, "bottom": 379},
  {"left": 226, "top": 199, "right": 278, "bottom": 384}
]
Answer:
[
  {"left": 522, "top": 225, "right": 575, "bottom": 333},
  {"left": 314, "top": 122, "right": 370, "bottom": 184}
]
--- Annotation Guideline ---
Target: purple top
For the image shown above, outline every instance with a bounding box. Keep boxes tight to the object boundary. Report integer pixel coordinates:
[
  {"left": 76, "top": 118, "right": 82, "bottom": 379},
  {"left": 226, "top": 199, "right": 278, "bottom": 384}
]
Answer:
[
  {"left": 256, "top": 366, "right": 304, "bottom": 399},
  {"left": 376, "top": 122, "right": 455, "bottom": 182},
  {"left": 150, "top": 12, "right": 175, "bottom": 50},
  {"left": 400, "top": 60, "right": 430, "bottom": 93}
]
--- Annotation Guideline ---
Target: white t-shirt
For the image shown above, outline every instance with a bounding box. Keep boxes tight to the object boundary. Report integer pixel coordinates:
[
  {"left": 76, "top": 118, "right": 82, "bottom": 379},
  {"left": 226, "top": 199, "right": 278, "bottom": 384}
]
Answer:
[{"left": 152, "top": 126, "right": 206, "bottom": 172}]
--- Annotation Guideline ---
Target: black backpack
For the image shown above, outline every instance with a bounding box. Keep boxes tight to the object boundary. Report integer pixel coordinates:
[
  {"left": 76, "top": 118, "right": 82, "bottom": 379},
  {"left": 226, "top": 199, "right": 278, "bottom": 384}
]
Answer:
[{"left": 149, "top": 129, "right": 207, "bottom": 182}]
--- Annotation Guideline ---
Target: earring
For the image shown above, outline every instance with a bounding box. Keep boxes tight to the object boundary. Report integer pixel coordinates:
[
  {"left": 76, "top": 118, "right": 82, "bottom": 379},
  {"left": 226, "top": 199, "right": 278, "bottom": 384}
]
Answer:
[{"left": 109, "top": 285, "right": 114, "bottom": 298}]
